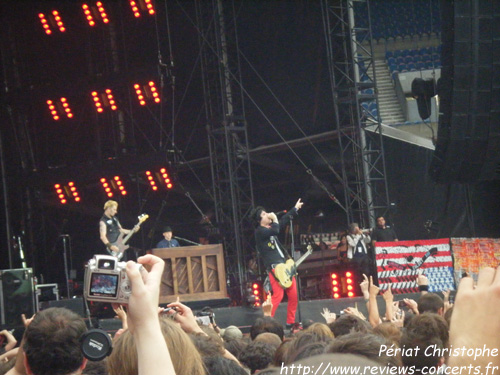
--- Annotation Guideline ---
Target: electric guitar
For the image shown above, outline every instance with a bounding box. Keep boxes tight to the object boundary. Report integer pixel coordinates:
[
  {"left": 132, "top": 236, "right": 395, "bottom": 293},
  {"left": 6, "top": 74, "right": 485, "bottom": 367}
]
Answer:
[
  {"left": 108, "top": 214, "right": 149, "bottom": 260},
  {"left": 273, "top": 245, "right": 313, "bottom": 289}
]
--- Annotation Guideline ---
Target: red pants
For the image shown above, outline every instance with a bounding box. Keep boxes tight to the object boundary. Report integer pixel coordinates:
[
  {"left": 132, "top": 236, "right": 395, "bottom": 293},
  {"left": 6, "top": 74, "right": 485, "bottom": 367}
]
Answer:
[{"left": 269, "top": 270, "right": 298, "bottom": 324}]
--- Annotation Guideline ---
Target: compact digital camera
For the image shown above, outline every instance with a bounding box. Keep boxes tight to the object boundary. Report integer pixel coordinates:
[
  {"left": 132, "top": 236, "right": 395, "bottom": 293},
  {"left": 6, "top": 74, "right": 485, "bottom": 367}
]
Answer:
[{"left": 84, "top": 255, "right": 132, "bottom": 304}]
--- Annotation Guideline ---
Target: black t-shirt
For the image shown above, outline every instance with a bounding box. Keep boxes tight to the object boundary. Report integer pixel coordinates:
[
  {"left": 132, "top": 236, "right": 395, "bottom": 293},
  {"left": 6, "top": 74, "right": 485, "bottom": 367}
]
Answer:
[
  {"left": 371, "top": 226, "right": 398, "bottom": 243},
  {"left": 100, "top": 215, "right": 121, "bottom": 243},
  {"left": 254, "top": 208, "right": 298, "bottom": 270}
]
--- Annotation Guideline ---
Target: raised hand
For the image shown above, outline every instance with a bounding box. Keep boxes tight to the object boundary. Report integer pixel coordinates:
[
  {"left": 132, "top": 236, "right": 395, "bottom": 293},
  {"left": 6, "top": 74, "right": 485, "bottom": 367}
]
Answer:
[
  {"left": 166, "top": 300, "right": 203, "bottom": 334},
  {"left": 403, "top": 298, "right": 419, "bottom": 314},
  {"left": 262, "top": 294, "right": 273, "bottom": 317},
  {"left": 360, "top": 274, "right": 370, "bottom": 300},
  {"left": 320, "top": 308, "right": 337, "bottom": 324},
  {"left": 295, "top": 198, "right": 304, "bottom": 211},
  {"left": 369, "top": 276, "right": 380, "bottom": 297}
]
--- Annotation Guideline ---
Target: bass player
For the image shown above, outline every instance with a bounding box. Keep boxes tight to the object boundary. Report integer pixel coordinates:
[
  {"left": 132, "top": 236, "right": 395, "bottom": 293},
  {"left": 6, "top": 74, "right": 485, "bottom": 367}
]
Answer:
[
  {"left": 99, "top": 200, "right": 139, "bottom": 260},
  {"left": 251, "top": 198, "right": 303, "bottom": 328}
]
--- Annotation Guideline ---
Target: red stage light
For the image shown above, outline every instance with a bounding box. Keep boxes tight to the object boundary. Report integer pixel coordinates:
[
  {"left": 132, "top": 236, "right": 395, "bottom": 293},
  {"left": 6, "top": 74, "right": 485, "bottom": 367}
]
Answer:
[
  {"left": 333, "top": 287, "right": 338, "bottom": 292},
  {"left": 333, "top": 293, "right": 340, "bottom": 299},
  {"left": 331, "top": 273, "right": 337, "bottom": 279},
  {"left": 91, "top": 89, "right": 117, "bottom": 112},
  {"left": 133, "top": 81, "right": 160, "bottom": 106},
  {"left": 346, "top": 271, "right": 352, "bottom": 277},
  {"left": 52, "top": 10, "right": 66, "bottom": 32},
  {"left": 332, "top": 280, "right": 338, "bottom": 286},
  {"left": 47, "top": 98, "right": 73, "bottom": 120},
  {"left": 347, "top": 285, "right": 353, "bottom": 290},
  {"left": 348, "top": 292, "right": 354, "bottom": 297},
  {"left": 346, "top": 278, "right": 353, "bottom": 284},
  {"left": 253, "top": 283, "right": 258, "bottom": 289},
  {"left": 129, "top": 0, "right": 140, "bottom": 17}
]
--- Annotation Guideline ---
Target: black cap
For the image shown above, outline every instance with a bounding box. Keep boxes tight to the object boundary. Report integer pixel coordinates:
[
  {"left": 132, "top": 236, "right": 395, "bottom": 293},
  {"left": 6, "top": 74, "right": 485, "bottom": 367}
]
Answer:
[{"left": 162, "top": 226, "right": 172, "bottom": 233}]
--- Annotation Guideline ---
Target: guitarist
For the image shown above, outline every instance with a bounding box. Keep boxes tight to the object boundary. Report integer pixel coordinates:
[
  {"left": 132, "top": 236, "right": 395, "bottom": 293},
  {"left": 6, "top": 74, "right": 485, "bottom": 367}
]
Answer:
[
  {"left": 99, "top": 200, "right": 139, "bottom": 260},
  {"left": 252, "top": 198, "right": 303, "bottom": 328}
]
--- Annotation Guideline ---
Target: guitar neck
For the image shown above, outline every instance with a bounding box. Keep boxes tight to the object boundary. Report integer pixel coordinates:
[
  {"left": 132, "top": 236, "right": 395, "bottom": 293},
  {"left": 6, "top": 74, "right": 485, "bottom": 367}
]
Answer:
[
  {"left": 121, "top": 230, "right": 135, "bottom": 246},
  {"left": 294, "top": 246, "right": 313, "bottom": 267}
]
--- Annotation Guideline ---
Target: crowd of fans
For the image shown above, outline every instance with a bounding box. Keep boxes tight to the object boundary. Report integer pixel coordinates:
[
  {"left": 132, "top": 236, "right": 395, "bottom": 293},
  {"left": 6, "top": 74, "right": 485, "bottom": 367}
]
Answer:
[{"left": 0, "top": 254, "right": 499, "bottom": 375}]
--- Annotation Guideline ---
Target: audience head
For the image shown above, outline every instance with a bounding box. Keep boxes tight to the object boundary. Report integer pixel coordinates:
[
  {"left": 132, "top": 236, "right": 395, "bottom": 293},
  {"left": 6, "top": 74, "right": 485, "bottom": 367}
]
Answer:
[
  {"left": 203, "top": 355, "right": 248, "bottom": 375},
  {"left": 23, "top": 307, "right": 87, "bottom": 375},
  {"left": 417, "top": 293, "right": 444, "bottom": 315},
  {"left": 107, "top": 316, "right": 205, "bottom": 375},
  {"left": 326, "top": 332, "right": 402, "bottom": 367},
  {"left": 254, "top": 332, "right": 282, "bottom": 349},
  {"left": 284, "top": 331, "right": 333, "bottom": 365},
  {"left": 220, "top": 325, "right": 243, "bottom": 342},
  {"left": 250, "top": 317, "right": 284, "bottom": 341},
  {"left": 304, "top": 322, "right": 335, "bottom": 341},
  {"left": 373, "top": 322, "right": 402, "bottom": 346},
  {"left": 239, "top": 341, "right": 275, "bottom": 374},
  {"left": 189, "top": 332, "right": 225, "bottom": 358},
  {"left": 400, "top": 313, "right": 448, "bottom": 372},
  {"left": 328, "top": 314, "right": 372, "bottom": 337},
  {"left": 224, "top": 337, "right": 249, "bottom": 359}
]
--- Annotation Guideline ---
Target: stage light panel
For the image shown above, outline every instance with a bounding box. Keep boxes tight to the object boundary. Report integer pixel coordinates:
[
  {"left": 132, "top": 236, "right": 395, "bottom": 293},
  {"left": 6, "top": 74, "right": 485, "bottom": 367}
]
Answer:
[
  {"left": 144, "top": 0, "right": 155, "bottom": 15},
  {"left": 133, "top": 81, "right": 160, "bottom": 106},
  {"left": 129, "top": 0, "right": 140, "bottom": 17},
  {"left": 54, "top": 182, "right": 80, "bottom": 203},
  {"left": 145, "top": 170, "right": 158, "bottom": 190},
  {"left": 52, "top": 10, "right": 66, "bottom": 32},
  {"left": 38, "top": 13, "right": 52, "bottom": 35},
  {"left": 96, "top": 2, "right": 109, "bottom": 23},
  {"left": 82, "top": 4, "right": 96, "bottom": 26},
  {"left": 113, "top": 176, "right": 127, "bottom": 195},
  {"left": 46, "top": 98, "right": 73, "bottom": 120},
  {"left": 91, "top": 90, "right": 117, "bottom": 112},
  {"left": 100, "top": 177, "right": 113, "bottom": 197}
]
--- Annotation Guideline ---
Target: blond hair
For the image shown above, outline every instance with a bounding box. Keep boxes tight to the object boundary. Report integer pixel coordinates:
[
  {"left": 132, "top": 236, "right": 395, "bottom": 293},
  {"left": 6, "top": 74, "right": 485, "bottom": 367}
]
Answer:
[
  {"left": 107, "top": 317, "right": 205, "bottom": 375},
  {"left": 103, "top": 200, "right": 118, "bottom": 210}
]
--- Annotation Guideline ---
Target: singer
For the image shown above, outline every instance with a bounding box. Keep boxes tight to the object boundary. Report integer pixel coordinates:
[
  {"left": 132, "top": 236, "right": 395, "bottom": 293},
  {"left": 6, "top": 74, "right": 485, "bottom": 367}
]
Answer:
[
  {"left": 156, "top": 226, "right": 181, "bottom": 248},
  {"left": 251, "top": 198, "right": 303, "bottom": 328}
]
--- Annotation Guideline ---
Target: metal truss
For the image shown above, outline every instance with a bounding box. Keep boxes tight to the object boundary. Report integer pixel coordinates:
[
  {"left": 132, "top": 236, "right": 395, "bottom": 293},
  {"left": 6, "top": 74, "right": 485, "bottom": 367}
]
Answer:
[
  {"left": 321, "top": 0, "right": 390, "bottom": 229},
  {"left": 195, "top": 0, "right": 255, "bottom": 299}
]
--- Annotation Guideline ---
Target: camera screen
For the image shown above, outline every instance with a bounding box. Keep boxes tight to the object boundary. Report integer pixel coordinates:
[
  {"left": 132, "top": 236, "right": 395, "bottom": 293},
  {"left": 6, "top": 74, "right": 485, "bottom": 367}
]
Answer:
[{"left": 89, "top": 273, "right": 119, "bottom": 298}]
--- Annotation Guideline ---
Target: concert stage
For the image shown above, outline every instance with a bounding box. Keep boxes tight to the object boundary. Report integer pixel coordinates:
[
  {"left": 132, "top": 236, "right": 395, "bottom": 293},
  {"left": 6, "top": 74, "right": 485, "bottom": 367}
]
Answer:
[{"left": 97, "top": 292, "right": 422, "bottom": 334}]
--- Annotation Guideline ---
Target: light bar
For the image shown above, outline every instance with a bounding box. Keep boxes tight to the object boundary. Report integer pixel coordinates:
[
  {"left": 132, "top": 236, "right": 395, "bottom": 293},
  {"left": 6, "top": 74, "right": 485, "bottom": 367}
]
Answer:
[
  {"left": 46, "top": 98, "right": 74, "bottom": 120},
  {"left": 91, "top": 91, "right": 104, "bottom": 113},
  {"left": 82, "top": 4, "right": 96, "bottom": 26},
  {"left": 145, "top": 171, "right": 158, "bottom": 191},
  {"left": 52, "top": 10, "right": 66, "bottom": 32},
  {"left": 159, "top": 167, "right": 173, "bottom": 189},
  {"left": 100, "top": 177, "right": 113, "bottom": 197},
  {"left": 129, "top": 0, "right": 155, "bottom": 17},
  {"left": 96, "top": 2, "right": 110, "bottom": 23},
  {"left": 133, "top": 81, "right": 161, "bottom": 106},
  {"left": 38, "top": 13, "right": 52, "bottom": 35},
  {"left": 113, "top": 175, "right": 127, "bottom": 196}
]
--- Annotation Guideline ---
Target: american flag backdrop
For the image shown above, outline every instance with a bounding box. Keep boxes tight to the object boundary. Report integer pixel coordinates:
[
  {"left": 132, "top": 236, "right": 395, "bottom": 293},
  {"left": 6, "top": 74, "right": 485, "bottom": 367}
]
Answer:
[{"left": 375, "top": 238, "right": 455, "bottom": 294}]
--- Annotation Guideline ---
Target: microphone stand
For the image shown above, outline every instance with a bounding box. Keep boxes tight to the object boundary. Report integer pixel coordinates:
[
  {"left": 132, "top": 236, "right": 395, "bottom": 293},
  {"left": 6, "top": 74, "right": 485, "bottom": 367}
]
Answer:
[
  {"left": 60, "top": 235, "right": 71, "bottom": 299},
  {"left": 174, "top": 236, "right": 201, "bottom": 246}
]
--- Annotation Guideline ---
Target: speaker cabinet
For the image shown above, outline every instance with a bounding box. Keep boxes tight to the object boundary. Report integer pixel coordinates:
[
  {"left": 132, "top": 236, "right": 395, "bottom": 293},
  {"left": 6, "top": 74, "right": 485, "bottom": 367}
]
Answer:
[
  {"left": 431, "top": 0, "right": 500, "bottom": 182},
  {"left": 0, "top": 268, "right": 35, "bottom": 326}
]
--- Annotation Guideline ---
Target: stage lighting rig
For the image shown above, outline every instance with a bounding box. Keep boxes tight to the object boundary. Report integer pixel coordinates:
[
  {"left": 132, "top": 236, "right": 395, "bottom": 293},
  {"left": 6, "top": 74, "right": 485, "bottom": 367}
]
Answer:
[
  {"left": 54, "top": 182, "right": 80, "bottom": 204},
  {"left": 46, "top": 98, "right": 74, "bottom": 120},
  {"left": 38, "top": 10, "right": 66, "bottom": 35},
  {"left": 129, "top": 0, "right": 155, "bottom": 18},
  {"left": 91, "top": 89, "right": 118, "bottom": 113}
]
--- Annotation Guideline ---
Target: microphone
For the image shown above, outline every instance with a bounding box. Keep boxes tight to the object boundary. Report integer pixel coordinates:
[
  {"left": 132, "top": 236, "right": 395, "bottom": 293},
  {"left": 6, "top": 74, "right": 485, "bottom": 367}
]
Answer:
[
  {"left": 59, "top": 234, "right": 70, "bottom": 237},
  {"left": 275, "top": 210, "right": 288, "bottom": 216}
]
